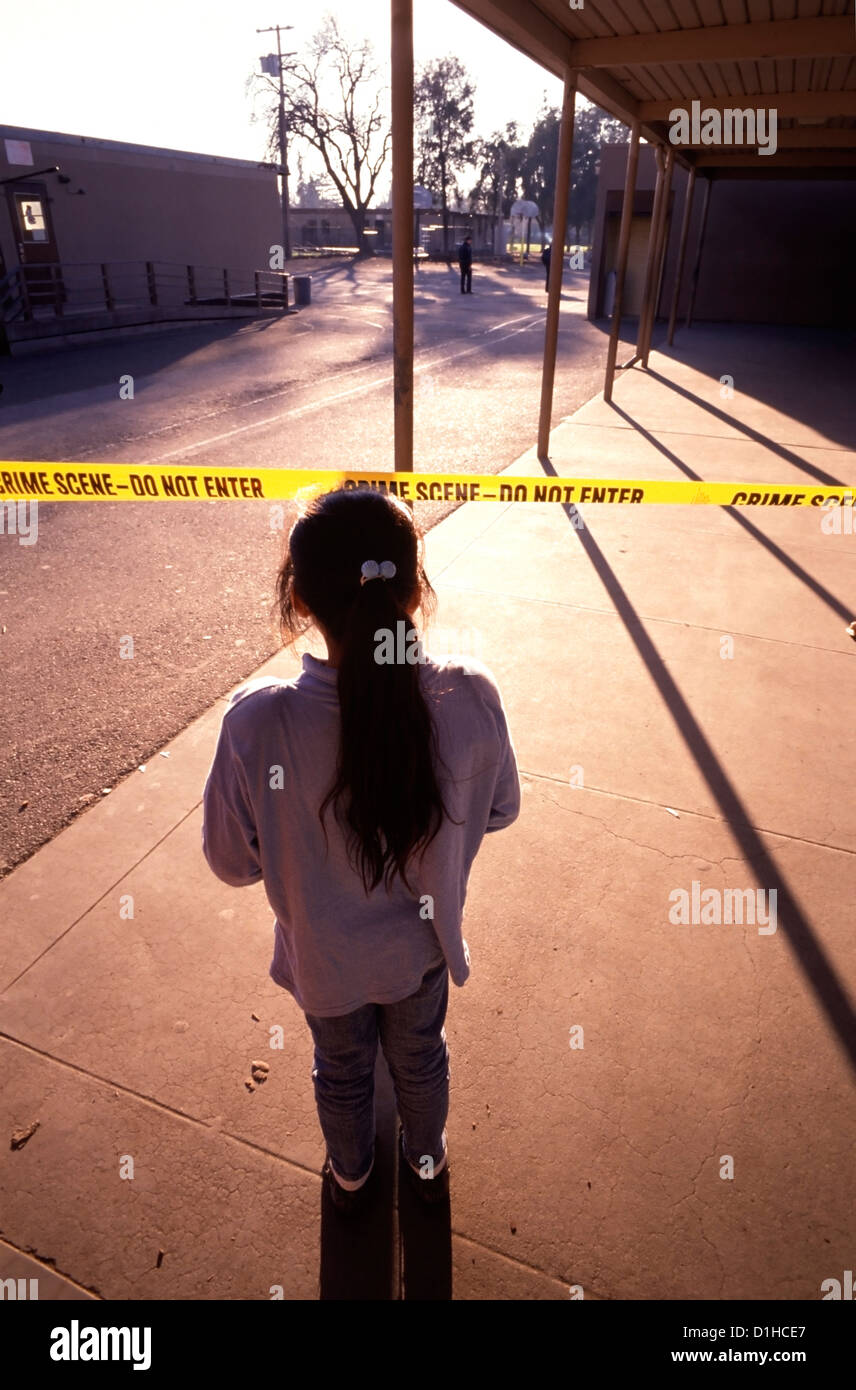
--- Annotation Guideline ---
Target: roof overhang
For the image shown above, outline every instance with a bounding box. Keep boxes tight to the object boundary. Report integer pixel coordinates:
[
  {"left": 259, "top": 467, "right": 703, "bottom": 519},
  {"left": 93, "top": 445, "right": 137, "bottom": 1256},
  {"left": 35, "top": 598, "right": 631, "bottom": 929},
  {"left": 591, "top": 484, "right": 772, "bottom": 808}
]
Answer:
[{"left": 451, "top": 0, "right": 856, "bottom": 178}]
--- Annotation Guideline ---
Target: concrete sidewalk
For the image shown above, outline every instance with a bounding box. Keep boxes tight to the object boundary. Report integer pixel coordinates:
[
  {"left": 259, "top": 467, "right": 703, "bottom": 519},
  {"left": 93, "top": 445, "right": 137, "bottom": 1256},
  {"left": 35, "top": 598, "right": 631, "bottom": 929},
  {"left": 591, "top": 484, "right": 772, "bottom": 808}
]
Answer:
[{"left": 1, "top": 323, "right": 854, "bottom": 1300}]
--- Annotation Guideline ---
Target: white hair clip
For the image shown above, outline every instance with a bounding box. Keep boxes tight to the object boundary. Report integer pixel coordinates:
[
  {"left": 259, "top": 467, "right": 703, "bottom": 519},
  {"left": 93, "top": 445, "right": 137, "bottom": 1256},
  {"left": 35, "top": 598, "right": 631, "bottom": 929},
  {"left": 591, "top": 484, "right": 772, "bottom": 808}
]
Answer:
[{"left": 360, "top": 560, "right": 397, "bottom": 585}]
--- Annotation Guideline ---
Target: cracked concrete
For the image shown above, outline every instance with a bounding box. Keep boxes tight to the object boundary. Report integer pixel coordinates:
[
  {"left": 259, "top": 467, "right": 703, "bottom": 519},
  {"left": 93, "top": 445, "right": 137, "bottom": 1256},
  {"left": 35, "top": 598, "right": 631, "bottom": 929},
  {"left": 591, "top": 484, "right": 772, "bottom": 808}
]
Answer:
[{"left": 1, "top": 324, "right": 854, "bottom": 1299}]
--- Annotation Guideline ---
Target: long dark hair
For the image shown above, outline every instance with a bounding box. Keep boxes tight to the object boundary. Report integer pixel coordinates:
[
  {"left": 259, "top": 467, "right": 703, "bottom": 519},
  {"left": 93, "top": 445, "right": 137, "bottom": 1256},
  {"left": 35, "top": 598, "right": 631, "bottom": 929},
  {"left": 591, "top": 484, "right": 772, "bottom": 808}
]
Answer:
[{"left": 276, "top": 487, "right": 447, "bottom": 894}]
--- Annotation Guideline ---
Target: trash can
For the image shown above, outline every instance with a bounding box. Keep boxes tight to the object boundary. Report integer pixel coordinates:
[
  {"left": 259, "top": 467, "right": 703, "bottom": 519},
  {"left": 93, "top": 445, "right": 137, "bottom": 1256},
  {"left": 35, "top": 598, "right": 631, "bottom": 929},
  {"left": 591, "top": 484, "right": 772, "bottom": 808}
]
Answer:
[{"left": 294, "top": 275, "right": 312, "bottom": 307}]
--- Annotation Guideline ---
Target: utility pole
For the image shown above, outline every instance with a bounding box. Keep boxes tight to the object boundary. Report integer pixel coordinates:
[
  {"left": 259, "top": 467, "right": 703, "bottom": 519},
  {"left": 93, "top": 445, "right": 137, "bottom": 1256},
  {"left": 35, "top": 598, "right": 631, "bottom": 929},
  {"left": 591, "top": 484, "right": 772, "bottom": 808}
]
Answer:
[{"left": 257, "top": 23, "right": 294, "bottom": 262}]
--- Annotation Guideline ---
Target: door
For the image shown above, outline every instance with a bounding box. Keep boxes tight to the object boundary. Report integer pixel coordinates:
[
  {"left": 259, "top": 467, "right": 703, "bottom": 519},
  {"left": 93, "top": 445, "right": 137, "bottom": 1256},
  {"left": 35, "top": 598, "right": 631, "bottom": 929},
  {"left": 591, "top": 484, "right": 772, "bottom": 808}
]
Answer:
[
  {"left": 5, "top": 181, "right": 63, "bottom": 311},
  {"left": 602, "top": 210, "right": 658, "bottom": 317}
]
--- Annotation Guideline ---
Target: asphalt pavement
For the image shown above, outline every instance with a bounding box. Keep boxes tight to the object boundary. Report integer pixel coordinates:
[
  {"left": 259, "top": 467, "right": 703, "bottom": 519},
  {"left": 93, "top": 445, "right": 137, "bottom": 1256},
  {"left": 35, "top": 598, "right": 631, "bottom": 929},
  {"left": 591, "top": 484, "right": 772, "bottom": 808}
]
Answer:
[{"left": 0, "top": 257, "right": 617, "bottom": 878}]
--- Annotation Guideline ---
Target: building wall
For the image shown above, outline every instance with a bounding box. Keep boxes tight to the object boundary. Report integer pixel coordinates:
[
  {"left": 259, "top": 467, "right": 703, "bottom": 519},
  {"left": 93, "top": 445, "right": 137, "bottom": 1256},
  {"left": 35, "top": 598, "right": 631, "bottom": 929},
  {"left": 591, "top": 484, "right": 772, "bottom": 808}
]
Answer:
[
  {"left": 0, "top": 127, "right": 281, "bottom": 276},
  {"left": 288, "top": 206, "right": 500, "bottom": 255},
  {"left": 596, "top": 190, "right": 658, "bottom": 317},
  {"left": 290, "top": 207, "right": 393, "bottom": 250},
  {"left": 589, "top": 143, "right": 856, "bottom": 328}
]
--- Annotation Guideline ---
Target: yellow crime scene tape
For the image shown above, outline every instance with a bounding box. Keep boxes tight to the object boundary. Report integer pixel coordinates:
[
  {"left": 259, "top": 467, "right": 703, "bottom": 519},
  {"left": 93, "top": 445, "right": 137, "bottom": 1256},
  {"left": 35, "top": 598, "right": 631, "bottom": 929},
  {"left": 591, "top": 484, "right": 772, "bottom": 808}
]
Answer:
[{"left": 0, "top": 461, "right": 854, "bottom": 508}]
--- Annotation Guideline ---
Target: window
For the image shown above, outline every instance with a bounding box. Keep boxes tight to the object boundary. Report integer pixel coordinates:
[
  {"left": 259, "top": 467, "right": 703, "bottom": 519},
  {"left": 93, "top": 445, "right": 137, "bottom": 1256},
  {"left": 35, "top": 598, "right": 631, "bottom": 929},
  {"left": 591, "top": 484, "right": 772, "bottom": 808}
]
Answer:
[{"left": 17, "top": 197, "right": 48, "bottom": 242}]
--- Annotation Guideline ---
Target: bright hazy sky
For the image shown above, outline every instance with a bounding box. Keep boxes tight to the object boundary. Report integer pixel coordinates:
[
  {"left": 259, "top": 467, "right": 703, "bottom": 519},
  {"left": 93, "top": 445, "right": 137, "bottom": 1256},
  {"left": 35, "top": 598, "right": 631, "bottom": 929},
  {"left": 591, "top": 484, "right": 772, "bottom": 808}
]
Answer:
[{"left": 2, "top": 1, "right": 565, "bottom": 162}]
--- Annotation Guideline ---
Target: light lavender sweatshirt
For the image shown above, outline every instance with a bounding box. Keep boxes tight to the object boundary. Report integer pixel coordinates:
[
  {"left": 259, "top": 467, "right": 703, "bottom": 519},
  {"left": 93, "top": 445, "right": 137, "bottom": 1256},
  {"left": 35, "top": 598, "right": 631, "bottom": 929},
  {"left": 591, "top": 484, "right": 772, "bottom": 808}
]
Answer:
[{"left": 201, "top": 651, "right": 520, "bottom": 1017}]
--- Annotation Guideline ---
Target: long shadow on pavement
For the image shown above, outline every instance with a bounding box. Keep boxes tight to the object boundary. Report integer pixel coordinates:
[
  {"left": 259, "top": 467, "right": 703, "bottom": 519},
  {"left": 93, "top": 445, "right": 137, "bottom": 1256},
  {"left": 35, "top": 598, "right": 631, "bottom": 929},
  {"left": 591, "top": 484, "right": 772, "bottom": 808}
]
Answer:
[
  {"left": 397, "top": 1151, "right": 452, "bottom": 1301},
  {"left": 539, "top": 455, "right": 856, "bottom": 1073},
  {"left": 608, "top": 401, "right": 854, "bottom": 625},
  {"left": 592, "top": 321, "right": 856, "bottom": 451},
  {"left": 318, "top": 1047, "right": 452, "bottom": 1299},
  {"left": 319, "top": 1050, "right": 396, "bottom": 1300},
  {"left": 643, "top": 367, "right": 849, "bottom": 489}
]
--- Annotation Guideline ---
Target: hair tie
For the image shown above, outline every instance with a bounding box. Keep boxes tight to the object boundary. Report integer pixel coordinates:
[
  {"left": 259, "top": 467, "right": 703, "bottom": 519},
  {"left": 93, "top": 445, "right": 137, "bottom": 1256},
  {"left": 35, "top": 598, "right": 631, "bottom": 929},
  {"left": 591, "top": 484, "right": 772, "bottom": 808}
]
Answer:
[{"left": 360, "top": 560, "right": 397, "bottom": 585}]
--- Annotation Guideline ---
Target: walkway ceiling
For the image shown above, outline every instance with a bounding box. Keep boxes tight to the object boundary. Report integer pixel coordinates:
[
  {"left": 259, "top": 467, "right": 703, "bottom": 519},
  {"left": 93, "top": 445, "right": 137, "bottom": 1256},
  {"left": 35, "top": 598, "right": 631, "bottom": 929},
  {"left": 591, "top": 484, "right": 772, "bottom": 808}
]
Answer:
[{"left": 451, "top": 0, "right": 856, "bottom": 177}]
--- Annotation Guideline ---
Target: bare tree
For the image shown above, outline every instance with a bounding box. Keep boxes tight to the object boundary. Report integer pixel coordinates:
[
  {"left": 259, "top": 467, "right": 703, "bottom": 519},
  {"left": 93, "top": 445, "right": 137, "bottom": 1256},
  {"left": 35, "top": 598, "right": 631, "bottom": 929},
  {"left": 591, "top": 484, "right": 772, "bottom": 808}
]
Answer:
[{"left": 251, "top": 18, "right": 390, "bottom": 256}]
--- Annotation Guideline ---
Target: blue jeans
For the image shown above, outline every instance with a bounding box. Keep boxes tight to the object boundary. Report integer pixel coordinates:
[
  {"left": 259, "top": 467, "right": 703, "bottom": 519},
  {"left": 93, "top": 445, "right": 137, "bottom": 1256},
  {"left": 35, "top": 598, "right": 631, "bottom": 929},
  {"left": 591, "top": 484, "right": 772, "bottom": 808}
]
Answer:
[{"left": 304, "top": 958, "right": 450, "bottom": 1185}]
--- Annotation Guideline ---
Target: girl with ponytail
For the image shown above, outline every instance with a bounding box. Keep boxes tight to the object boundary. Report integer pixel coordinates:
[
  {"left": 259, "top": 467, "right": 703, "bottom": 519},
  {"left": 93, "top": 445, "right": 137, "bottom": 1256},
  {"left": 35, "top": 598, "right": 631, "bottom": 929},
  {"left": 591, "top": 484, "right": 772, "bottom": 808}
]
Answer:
[{"left": 203, "top": 487, "right": 520, "bottom": 1212}]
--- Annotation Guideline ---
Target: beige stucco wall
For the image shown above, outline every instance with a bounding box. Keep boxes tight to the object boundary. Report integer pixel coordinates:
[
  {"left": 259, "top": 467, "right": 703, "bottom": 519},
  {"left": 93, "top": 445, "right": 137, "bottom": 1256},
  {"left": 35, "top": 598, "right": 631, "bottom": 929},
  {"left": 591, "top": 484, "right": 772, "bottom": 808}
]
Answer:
[{"left": 0, "top": 127, "right": 281, "bottom": 276}]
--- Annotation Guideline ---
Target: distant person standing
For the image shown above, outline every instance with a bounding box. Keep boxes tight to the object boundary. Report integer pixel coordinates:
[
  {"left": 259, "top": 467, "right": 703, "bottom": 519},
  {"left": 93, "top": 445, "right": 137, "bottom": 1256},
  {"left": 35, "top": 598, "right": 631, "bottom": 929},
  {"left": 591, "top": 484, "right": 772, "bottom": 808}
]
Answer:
[
  {"left": 541, "top": 241, "right": 552, "bottom": 291},
  {"left": 458, "top": 235, "right": 473, "bottom": 295}
]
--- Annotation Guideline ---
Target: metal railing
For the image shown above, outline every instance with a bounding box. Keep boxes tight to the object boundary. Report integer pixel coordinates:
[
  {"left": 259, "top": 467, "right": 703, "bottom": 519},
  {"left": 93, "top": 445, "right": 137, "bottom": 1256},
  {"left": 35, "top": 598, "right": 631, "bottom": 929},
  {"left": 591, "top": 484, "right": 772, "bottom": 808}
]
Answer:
[
  {"left": 0, "top": 260, "right": 290, "bottom": 324},
  {"left": 0, "top": 267, "right": 29, "bottom": 322}
]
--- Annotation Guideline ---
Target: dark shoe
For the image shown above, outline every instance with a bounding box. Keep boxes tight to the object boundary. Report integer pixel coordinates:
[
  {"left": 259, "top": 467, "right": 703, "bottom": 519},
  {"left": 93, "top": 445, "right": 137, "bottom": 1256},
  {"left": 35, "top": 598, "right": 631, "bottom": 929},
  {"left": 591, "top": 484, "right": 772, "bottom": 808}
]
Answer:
[
  {"left": 398, "top": 1127, "right": 450, "bottom": 1205},
  {"left": 322, "top": 1155, "right": 375, "bottom": 1216}
]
